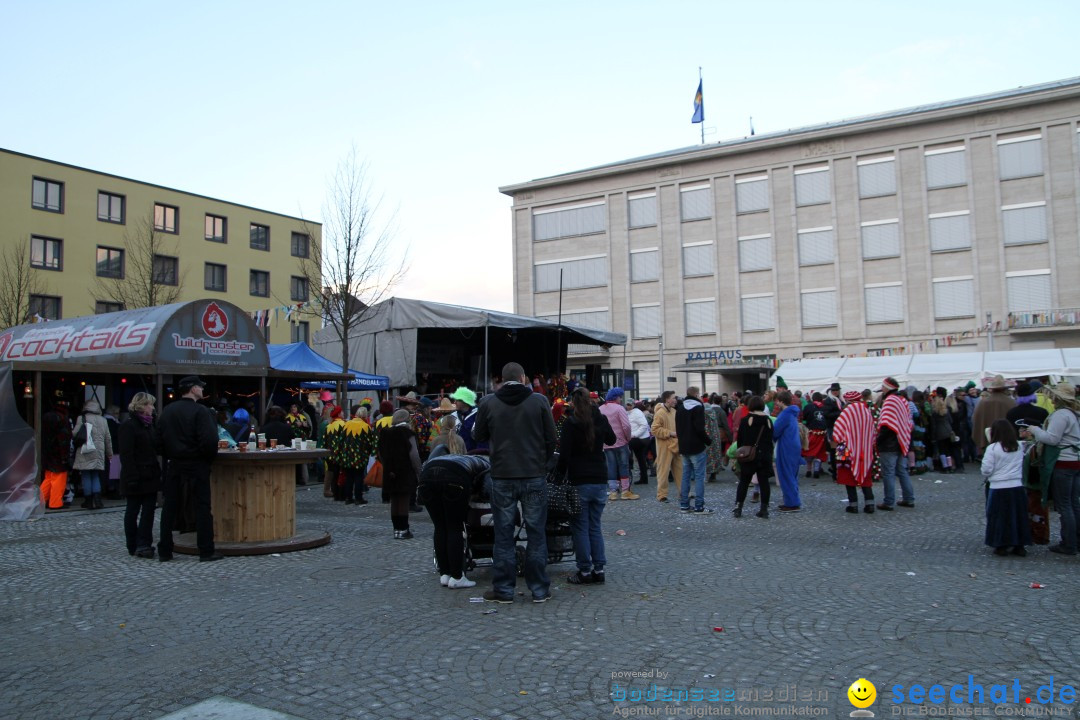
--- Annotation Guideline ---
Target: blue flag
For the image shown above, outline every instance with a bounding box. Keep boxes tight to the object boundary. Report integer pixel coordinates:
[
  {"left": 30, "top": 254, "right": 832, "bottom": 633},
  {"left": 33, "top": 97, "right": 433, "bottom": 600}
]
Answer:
[{"left": 691, "top": 80, "right": 704, "bottom": 124}]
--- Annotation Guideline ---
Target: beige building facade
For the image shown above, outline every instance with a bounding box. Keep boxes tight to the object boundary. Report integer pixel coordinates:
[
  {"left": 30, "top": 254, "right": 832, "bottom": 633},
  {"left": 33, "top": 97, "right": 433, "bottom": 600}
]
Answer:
[
  {"left": 500, "top": 78, "right": 1080, "bottom": 398},
  {"left": 0, "top": 149, "right": 320, "bottom": 344}
]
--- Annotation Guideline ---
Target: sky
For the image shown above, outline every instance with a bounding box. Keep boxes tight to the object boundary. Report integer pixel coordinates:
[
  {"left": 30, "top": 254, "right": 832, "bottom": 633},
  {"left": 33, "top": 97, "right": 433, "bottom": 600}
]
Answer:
[{"left": 2, "top": 1, "right": 1078, "bottom": 312}]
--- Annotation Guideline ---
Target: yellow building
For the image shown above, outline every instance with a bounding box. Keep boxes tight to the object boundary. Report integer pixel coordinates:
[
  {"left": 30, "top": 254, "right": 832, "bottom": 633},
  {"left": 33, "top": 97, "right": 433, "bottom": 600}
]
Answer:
[{"left": 0, "top": 148, "right": 321, "bottom": 343}]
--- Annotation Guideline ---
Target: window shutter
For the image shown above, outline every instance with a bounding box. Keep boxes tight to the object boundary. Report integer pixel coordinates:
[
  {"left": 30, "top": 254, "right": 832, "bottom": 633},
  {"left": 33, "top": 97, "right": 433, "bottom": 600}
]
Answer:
[
  {"left": 798, "top": 228, "right": 835, "bottom": 266},
  {"left": 630, "top": 250, "right": 659, "bottom": 282},
  {"left": 682, "top": 244, "right": 715, "bottom": 276},
  {"left": 865, "top": 286, "right": 904, "bottom": 323},
  {"left": 929, "top": 215, "right": 971, "bottom": 251},
  {"left": 628, "top": 195, "right": 657, "bottom": 228},
  {"left": 741, "top": 296, "right": 774, "bottom": 331},
  {"left": 684, "top": 300, "right": 716, "bottom": 335},
  {"left": 680, "top": 188, "right": 712, "bottom": 221},
  {"left": 1007, "top": 274, "right": 1052, "bottom": 312},
  {"left": 861, "top": 222, "right": 900, "bottom": 259},
  {"left": 632, "top": 306, "right": 661, "bottom": 338},
  {"left": 999, "top": 139, "right": 1043, "bottom": 180},
  {"left": 1002, "top": 206, "right": 1047, "bottom": 245},
  {"left": 858, "top": 160, "right": 896, "bottom": 197},
  {"left": 534, "top": 257, "right": 608, "bottom": 292},
  {"left": 801, "top": 290, "right": 837, "bottom": 327},
  {"left": 926, "top": 150, "right": 966, "bottom": 188},
  {"left": 738, "top": 236, "right": 772, "bottom": 272},
  {"left": 933, "top": 279, "right": 975, "bottom": 318},
  {"left": 533, "top": 203, "right": 606, "bottom": 240},
  {"left": 795, "top": 170, "right": 830, "bottom": 205},
  {"left": 736, "top": 178, "right": 769, "bottom": 213}
]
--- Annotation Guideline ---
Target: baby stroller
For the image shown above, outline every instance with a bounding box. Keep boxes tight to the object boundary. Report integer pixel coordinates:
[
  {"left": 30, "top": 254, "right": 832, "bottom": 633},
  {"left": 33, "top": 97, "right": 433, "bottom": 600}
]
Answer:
[{"left": 450, "top": 459, "right": 576, "bottom": 576}]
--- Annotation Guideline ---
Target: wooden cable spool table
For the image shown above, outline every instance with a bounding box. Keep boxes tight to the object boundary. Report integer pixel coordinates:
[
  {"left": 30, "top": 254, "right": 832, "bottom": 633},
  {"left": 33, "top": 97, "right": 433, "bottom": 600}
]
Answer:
[{"left": 173, "top": 448, "right": 332, "bottom": 556}]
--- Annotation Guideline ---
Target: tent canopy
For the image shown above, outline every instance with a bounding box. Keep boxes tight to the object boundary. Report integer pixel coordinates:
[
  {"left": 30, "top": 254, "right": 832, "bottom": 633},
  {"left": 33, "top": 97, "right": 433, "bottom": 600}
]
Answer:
[
  {"left": 0, "top": 299, "right": 268, "bottom": 376},
  {"left": 312, "top": 297, "right": 627, "bottom": 389},
  {"left": 774, "top": 348, "right": 1080, "bottom": 393},
  {"left": 266, "top": 342, "right": 389, "bottom": 390}
]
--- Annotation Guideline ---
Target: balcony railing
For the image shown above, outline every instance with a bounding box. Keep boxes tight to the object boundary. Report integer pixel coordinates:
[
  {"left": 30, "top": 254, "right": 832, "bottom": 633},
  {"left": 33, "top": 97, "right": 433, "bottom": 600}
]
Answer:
[{"left": 1008, "top": 309, "right": 1080, "bottom": 329}]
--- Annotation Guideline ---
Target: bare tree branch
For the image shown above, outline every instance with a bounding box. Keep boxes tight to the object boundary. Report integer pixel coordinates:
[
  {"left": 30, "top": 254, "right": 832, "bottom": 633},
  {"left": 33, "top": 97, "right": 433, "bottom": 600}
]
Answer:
[
  {"left": 0, "top": 239, "right": 45, "bottom": 328},
  {"left": 91, "top": 214, "right": 186, "bottom": 311},
  {"left": 295, "top": 148, "right": 409, "bottom": 373}
]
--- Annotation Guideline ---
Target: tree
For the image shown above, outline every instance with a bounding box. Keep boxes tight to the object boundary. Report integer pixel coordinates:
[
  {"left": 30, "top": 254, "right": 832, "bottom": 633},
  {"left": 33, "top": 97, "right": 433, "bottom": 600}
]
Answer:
[
  {"left": 92, "top": 214, "right": 185, "bottom": 311},
  {"left": 295, "top": 149, "right": 407, "bottom": 374},
  {"left": 0, "top": 240, "right": 45, "bottom": 328}
]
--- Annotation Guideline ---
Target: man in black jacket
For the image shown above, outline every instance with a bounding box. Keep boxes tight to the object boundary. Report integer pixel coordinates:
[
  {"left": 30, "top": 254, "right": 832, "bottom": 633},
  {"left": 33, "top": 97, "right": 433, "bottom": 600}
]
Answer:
[
  {"left": 155, "top": 376, "right": 222, "bottom": 562},
  {"left": 675, "top": 387, "right": 712, "bottom": 514},
  {"left": 472, "top": 361, "right": 557, "bottom": 604}
]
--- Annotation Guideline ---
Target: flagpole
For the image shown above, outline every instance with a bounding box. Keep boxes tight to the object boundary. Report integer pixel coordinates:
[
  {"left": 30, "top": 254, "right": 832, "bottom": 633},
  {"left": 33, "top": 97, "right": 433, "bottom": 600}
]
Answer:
[{"left": 698, "top": 67, "right": 704, "bottom": 145}]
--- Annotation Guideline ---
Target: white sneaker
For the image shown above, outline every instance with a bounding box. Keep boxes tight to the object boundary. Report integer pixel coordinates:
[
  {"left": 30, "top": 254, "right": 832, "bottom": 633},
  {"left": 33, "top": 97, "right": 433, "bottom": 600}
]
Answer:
[
  {"left": 447, "top": 576, "right": 476, "bottom": 589},
  {"left": 439, "top": 574, "right": 451, "bottom": 587}
]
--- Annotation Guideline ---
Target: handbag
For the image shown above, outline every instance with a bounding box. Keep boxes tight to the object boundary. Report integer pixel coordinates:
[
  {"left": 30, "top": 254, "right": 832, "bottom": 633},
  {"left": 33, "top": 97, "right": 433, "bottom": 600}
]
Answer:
[
  {"left": 364, "top": 460, "right": 383, "bottom": 488},
  {"left": 735, "top": 423, "right": 766, "bottom": 462},
  {"left": 546, "top": 463, "right": 580, "bottom": 517}
]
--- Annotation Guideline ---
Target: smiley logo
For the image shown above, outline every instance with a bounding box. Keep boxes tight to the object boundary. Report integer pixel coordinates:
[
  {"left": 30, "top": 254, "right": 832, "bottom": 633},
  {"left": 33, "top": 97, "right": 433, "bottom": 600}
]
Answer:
[{"left": 848, "top": 678, "right": 876, "bottom": 709}]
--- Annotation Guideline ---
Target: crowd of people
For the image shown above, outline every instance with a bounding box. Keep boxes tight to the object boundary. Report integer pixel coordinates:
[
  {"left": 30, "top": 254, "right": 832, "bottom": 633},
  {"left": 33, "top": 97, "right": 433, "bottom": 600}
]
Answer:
[{"left": 35, "top": 363, "right": 1080, "bottom": 598}]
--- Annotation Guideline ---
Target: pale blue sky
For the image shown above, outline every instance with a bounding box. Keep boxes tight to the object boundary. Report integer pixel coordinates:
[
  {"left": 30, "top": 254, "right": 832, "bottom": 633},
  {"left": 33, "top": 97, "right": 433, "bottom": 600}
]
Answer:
[{"left": 2, "top": 1, "right": 1077, "bottom": 311}]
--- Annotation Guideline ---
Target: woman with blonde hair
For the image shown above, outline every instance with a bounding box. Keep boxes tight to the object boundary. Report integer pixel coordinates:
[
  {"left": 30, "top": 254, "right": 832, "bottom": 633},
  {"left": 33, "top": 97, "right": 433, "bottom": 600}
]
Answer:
[
  {"left": 119, "top": 392, "right": 161, "bottom": 557},
  {"left": 429, "top": 414, "right": 466, "bottom": 458}
]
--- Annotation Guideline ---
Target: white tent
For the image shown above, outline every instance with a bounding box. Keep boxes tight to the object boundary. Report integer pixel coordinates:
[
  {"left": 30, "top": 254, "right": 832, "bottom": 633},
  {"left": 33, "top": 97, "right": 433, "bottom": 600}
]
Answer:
[{"left": 774, "top": 348, "right": 1080, "bottom": 394}]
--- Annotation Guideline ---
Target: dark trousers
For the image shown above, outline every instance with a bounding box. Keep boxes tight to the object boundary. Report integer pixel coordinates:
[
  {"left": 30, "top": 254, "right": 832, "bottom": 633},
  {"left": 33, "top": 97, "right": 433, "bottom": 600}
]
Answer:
[
  {"left": 845, "top": 485, "right": 875, "bottom": 503},
  {"left": 343, "top": 467, "right": 366, "bottom": 502},
  {"left": 124, "top": 492, "right": 157, "bottom": 554},
  {"left": 628, "top": 438, "right": 651, "bottom": 483},
  {"left": 736, "top": 465, "right": 771, "bottom": 506},
  {"left": 422, "top": 480, "right": 470, "bottom": 578},
  {"left": 158, "top": 461, "right": 214, "bottom": 558}
]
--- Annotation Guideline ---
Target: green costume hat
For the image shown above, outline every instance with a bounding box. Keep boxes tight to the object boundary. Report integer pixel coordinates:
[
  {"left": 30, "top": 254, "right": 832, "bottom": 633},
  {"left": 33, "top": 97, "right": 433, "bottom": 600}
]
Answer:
[{"left": 775, "top": 375, "right": 788, "bottom": 389}]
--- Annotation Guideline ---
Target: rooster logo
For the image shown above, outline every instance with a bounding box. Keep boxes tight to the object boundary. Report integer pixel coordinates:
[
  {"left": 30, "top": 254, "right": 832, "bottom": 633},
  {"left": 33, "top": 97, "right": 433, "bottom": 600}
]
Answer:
[{"left": 201, "top": 302, "right": 228, "bottom": 339}]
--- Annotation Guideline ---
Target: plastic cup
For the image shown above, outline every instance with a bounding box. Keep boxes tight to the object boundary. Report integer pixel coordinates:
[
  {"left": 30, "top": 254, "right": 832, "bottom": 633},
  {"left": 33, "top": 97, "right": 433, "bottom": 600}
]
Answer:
[
  {"left": 237, "top": 442, "right": 248, "bottom": 453},
  {"left": 270, "top": 438, "right": 277, "bottom": 448}
]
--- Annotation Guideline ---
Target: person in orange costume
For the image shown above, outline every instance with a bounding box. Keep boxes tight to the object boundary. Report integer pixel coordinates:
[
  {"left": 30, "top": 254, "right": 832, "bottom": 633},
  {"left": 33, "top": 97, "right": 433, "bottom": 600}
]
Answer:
[{"left": 40, "top": 393, "right": 72, "bottom": 510}]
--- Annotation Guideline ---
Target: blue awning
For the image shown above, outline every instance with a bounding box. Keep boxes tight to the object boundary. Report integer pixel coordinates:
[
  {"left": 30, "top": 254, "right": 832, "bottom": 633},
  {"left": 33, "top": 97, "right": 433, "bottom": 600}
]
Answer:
[{"left": 267, "top": 343, "right": 389, "bottom": 391}]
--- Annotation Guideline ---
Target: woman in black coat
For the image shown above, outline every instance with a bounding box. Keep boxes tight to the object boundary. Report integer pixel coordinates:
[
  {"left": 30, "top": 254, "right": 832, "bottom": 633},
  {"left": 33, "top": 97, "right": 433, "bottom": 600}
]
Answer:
[
  {"left": 378, "top": 409, "right": 421, "bottom": 539},
  {"left": 557, "top": 387, "right": 616, "bottom": 585},
  {"left": 119, "top": 392, "right": 162, "bottom": 558},
  {"left": 733, "top": 395, "right": 775, "bottom": 519}
]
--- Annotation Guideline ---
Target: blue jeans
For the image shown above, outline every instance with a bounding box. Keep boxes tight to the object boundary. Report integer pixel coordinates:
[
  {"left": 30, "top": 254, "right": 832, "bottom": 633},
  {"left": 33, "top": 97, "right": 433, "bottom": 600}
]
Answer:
[
  {"left": 80, "top": 469, "right": 102, "bottom": 496},
  {"left": 572, "top": 483, "right": 607, "bottom": 573},
  {"left": 1051, "top": 467, "right": 1080, "bottom": 552},
  {"left": 680, "top": 451, "right": 707, "bottom": 510},
  {"left": 605, "top": 445, "right": 630, "bottom": 493},
  {"left": 879, "top": 451, "right": 914, "bottom": 506},
  {"left": 490, "top": 476, "right": 549, "bottom": 599}
]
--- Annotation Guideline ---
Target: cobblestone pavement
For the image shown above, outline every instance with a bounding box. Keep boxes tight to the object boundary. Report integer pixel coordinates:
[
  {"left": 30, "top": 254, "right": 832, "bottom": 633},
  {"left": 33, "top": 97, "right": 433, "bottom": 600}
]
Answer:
[{"left": 2, "top": 467, "right": 1079, "bottom": 720}]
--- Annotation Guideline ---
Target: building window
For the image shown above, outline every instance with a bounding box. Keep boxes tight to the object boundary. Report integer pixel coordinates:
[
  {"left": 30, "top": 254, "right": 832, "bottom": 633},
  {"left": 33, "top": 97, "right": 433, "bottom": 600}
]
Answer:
[
  {"left": 861, "top": 220, "right": 900, "bottom": 260},
  {"left": 630, "top": 248, "right": 659, "bottom": 282},
  {"left": 680, "top": 184, "right": 712, "bottom": 222},
  {"left": 857, "top": 156, "right": 896, "bottom": 198},
  {"left": 205, "top": 214, "right": 227, "bottom": 243},
  {"left": 682, "top": 242, "right": 714, "bottom": 277},
  {"left": 533, "top": 255, "right": 607, "bottom": 292},
  {"left": 204, "top": 263, "right": 227, "bottom": 292},
  {"left": 932, "top": 277, "right": 975, "bottom": 319},
  {"left": 685, "top": 299, "right": 716, "bottom": 335},
  {"left": 929, "top": 212, "right": 971, "bottom": 252},
  {"left": 864, "top": 284, "right": 904, "bottom": 323},
  {"left": 29, "top": 294, "right": 61, "bottom": 320},
  {"left": 925, "top": 145, "right": 966, "bottom": 188},
  {"left": 631, "top": 305, "right": 661, "bottom": 338},
  {"left": 738, "top": 235, "right": 772, "bottom": 272},
  {"left": 998, "top": 133, "right": 1043, "bottom": 180},
  {"left": 1002, "top": 203, "right": 1048, "bottom": 246},
  {"left": 291, "top": 321, "right": 310, "bottom": 344},
  {"left": 291, "top": 232, "right": 310, "bottom": 258},
  {"left": 96, "top": 246, "right": 124, "bottom": 278},
  {"left": 250, "top": 223, "right": 270, "bottom": 250},
  {"left": 1006, "top": 270, "right": 1052, "bottom": 312},
  {"left": 532, "top": 201, "right": 605, "bottom": 241},
  {"left": 30, "top": 236, "right": 63, "bottom": 271},
  {"left": 794, "top": 165, "right": 830, "bottom": 206},
  {"left": 735, "top": 175, "right": 769, "bottom": 213},
  {"left": 740, "top": 294, "right": 774, "bottom": 332},
  {"left": 153, "top": 203, "right": 178, "bottom": 233},
  {"left": 250, "top": 269, "right": 270, "bottom": 297},
  {"left": 95, "top": 301, "right": 124, "bottom": 314},
  {"left": 801, "top": 289, "right": 837, "bottom": 328},
  {"left": 798, "top": 227, "right": 835, "bottom": 266},
  {"left": 628, "top": 193, "right": 657, "bottom": 228},
  {"left": 97, "top": 192, "right": 125, "bottom": 223},
  {"left": 32, "top": 177, "right": 63, "bottom": 212},
  {"left": 290, "top": 276, "right": 309, "bottom": 302},
  {"left": 153, "top": 255, "right": 179, "bottom": 286}
]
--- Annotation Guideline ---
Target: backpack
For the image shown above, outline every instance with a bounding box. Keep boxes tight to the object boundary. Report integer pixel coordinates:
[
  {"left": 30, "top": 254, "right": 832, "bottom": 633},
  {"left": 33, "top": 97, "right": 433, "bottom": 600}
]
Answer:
[{"left": 78, "top": 417, "right": 97, "bottom": 454}]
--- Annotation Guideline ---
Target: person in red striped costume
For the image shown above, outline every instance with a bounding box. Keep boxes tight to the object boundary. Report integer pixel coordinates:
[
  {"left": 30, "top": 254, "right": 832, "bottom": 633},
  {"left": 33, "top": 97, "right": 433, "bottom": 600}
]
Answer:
[
  {"left": 875, "top": 377, "right": 915, "bottom": 511},
  {"left": 832, "top": 390, "right": 877, "bottom": 514}
]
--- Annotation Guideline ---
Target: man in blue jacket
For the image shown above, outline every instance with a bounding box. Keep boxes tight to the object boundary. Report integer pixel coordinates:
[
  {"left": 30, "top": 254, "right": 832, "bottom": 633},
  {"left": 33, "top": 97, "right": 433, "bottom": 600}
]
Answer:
[{"left": 472, "top": 361, "right": 557, "bottom": 604}]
